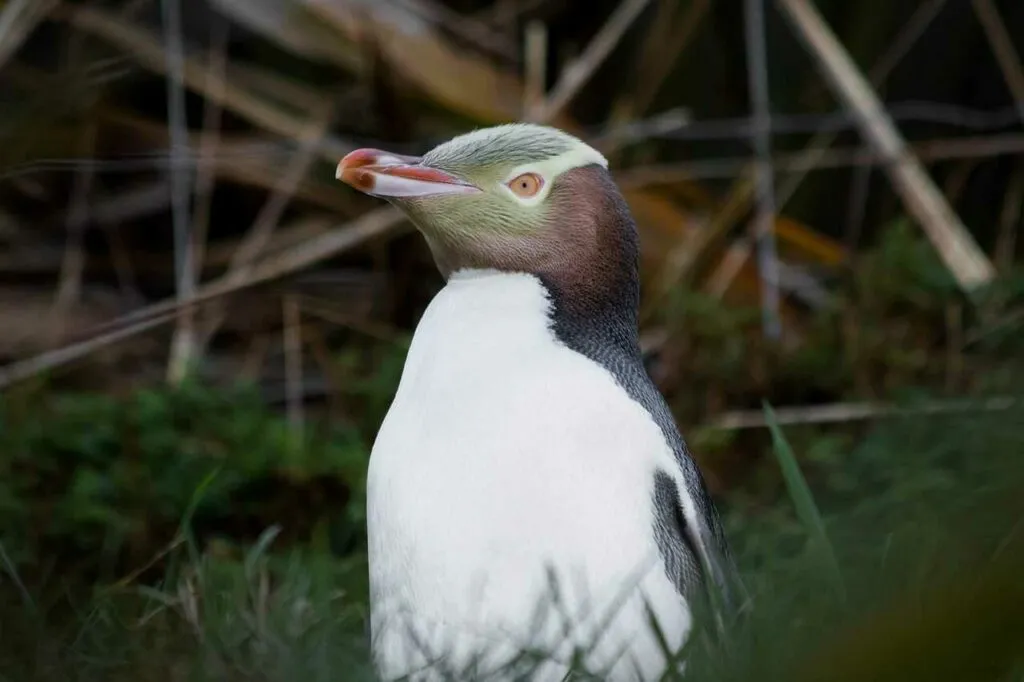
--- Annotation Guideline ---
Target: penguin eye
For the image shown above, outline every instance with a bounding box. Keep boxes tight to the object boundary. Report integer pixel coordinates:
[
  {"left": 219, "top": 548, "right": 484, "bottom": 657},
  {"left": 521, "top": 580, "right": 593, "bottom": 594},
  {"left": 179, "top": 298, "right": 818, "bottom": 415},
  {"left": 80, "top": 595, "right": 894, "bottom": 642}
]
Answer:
[{"left": 507, "top": 172, "right": 544, "bottom": 198}]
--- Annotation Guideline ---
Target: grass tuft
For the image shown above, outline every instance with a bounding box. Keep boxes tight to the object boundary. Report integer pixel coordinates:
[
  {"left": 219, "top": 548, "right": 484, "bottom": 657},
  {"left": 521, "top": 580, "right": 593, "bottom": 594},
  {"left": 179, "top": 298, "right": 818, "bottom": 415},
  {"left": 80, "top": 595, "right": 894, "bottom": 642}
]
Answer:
[{"left": 762, "top": 400, "right": 845, "bottom": 602}]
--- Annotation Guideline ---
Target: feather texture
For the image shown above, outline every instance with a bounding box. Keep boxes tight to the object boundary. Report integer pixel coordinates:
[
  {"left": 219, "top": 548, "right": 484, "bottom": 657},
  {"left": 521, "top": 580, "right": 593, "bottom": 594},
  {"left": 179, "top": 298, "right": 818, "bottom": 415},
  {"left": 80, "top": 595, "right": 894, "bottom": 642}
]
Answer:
[{"left": 367, "top": 270, "right": 693, "bottom": 681}]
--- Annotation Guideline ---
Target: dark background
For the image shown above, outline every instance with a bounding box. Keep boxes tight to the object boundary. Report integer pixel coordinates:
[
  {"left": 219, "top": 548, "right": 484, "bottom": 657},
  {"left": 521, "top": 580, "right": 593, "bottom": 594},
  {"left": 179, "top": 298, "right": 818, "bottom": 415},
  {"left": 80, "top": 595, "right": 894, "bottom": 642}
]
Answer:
[{"left": 0, "top": 1, "right": 1023, "bottom": 679}]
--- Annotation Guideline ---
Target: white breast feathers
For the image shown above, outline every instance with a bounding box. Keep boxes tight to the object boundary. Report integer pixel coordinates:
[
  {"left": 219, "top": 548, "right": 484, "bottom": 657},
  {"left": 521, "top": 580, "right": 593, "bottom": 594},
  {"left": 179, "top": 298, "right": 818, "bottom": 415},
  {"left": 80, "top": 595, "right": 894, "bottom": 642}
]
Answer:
[{"left": 366, "top": 269, "right": 692, "bottom": 681}]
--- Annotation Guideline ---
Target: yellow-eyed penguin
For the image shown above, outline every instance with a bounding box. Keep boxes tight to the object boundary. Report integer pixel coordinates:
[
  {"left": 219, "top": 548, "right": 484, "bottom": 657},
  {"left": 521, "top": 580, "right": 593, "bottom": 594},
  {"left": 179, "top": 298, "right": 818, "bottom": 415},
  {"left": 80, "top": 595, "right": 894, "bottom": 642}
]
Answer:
[{"left": 336, "top": 124, "right": 738, "bottom": 681}]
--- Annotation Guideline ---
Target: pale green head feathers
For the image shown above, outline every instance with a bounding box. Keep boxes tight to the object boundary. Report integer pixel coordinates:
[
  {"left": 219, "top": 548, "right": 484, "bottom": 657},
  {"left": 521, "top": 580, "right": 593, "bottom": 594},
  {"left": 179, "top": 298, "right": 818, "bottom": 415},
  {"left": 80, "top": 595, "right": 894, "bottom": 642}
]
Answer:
[
  {"left": 336, "top": 123, "right": 613, "bottom": 276},
  {"left": 410, "top": 124, "right": 607, "bottom": 235},
  {"left": 422, "top": 124, "right": 607, "bottom": 191}
]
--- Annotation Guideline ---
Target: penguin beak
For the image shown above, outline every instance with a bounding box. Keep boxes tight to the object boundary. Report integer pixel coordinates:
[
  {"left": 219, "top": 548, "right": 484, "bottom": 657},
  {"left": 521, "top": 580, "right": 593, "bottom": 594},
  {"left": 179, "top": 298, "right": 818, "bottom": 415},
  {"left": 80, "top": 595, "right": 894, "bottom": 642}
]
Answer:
[{"left": 336, "top": 148, "right": 481, "bottom": 199}]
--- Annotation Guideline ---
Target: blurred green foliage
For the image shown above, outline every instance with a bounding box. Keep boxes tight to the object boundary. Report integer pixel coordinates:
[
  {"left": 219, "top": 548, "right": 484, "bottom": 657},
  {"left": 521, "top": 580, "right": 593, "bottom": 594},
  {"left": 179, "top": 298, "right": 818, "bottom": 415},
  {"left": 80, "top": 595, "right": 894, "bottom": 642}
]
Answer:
[
  {"left": 1, "top": 381, "right": 1020, "bottom": 681},
  {"left": 691, "top": 401, "right": 1024, "bottom": 682},
  {"left": 0, "top": 380, "right": 372, "bottom": 583},
  {"left": 0, "top": 226, "right": 1022, "bottom": 679}
]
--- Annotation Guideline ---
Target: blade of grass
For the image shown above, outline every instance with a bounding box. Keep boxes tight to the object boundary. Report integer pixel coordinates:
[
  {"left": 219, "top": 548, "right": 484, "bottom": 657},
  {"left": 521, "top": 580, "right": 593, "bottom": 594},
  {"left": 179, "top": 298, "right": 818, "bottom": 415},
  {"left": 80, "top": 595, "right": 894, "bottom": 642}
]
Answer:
[
  {"left": 180, "top": 466, "right": 222, "bottom": 567},
  {"left": 762, "top": 400, "right": 846, "bottom": 602},
  {"left": 0, "top": 540, "right": 35, "bottom": 615},
  {"left": 244, "top": 524, "right": 282, "bottom": 581}
]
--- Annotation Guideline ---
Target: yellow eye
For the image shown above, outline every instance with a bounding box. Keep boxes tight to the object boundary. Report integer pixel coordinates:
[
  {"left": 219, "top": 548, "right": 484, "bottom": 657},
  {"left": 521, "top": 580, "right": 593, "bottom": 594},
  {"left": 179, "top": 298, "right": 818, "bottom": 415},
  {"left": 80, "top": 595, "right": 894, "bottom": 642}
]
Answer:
[{"left": 507, "top": 172, "right": 543, "bottom": 198}]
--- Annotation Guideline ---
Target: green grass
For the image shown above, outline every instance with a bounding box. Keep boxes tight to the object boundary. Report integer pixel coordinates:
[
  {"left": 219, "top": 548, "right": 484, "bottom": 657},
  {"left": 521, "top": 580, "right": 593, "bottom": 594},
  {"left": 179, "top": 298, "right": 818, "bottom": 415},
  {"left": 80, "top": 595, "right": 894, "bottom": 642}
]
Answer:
[
  {"left": 1, "top": 387, "right": 1023, "bottom": 681},
  {"left": 687, "top": 403, "right": 1024, "bottom": 682}
]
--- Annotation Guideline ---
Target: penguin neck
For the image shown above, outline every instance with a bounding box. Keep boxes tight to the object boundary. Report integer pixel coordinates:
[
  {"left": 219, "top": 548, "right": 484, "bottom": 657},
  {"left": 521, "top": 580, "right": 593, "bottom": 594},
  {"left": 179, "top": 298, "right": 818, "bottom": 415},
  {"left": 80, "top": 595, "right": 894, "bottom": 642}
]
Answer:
[
  {"left": 535, "top": 167, "right": 644, "bottom": 364},
  {"left": 421, "top": 164, "right": 644, "bottom": 364},
  {"left": 440, "top": 266, "right": 643, "bottom": 378}
]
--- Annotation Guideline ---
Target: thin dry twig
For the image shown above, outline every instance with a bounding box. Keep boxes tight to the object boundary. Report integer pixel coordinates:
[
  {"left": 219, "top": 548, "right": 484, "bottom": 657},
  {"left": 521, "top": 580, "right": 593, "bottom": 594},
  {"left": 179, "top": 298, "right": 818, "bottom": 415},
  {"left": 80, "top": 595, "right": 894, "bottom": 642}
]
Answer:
[
  {"left": 167, "top": 18, "right": 230, "bottom": 383},
  {"left": 995, "top": 162, "right": 1024, "bottom": 274},
  {"left": 301, "top": 322, "right": 345, "bottom": 410},
  {"left": 58, "top": 115, "right": 352, "bottom": 212},
  {"left": 604, "top": 0, "right": 696, "bottom": 156},
  {"left": 616, "top": 132, "right": 1024, "bottom": 185},
  {"left": 971, "top": 0, "right": 1024, "bottom": 121},
  {"left": 12, "top": 97, "right": 1016, "bottom": 180},
  {"left": 68, "top": 6, "right": 352, "bottom": 163},
  {"left": 0, "top": 208, "right": 402, "bottom": 389},
  {"left": 91, "top": 180, "right": 171, "bottom": 225},
  {"left": 205, "top": 0, "right": 361, "bottom": 70},
  {"left": 0, "top": 0, "right": 677, "bottom": 388},
  {"left": 0, "top": 0, "right": 58, "bottom": 70},
  {"left": 629, "top": 0, "right": 708, "bottom": 119},
  {"left": 650, "top": 170, "right": 755, "bottom": 304},
  {"left": 701, "top": 0, "right": 950, "bottom": 297},
  {"left": 299, "top": 296, "right": 400, "bottom": 343},
  {"left": 708, "top": 396, "right": 1017, "bottom": 430},
  {"left": 643, "top": 102, "right": 1023, "bottom": 142},
  {"left": 405, "top": 0, "right": 520, "bottom": 61},
  {"left": 526, "top": 0, "right": 654, "bottom": 122},
  {"left": 188, "top": 50, "right": 228, "bottom": 252},
  {"left": 283, "top": 295, "right": 303, "bottom": 436},
  {"left": 843, "top": 164, "right": 871, "bottom": 254},
  {"left": 110, "top": 535, "right": 187, "bottom": 590},
  {"left": 942, "top": 159, "right": 977, "bottom": 205},
  {"left": 744, "top": 0, "right": 782, "bottom": 339},
  {"left": 777, "top": 0, "right": 995, "bottom": 292},
  {"left": 523, "top": 20, "right": 547, "bottom": 115},
  {"left": 474, "top": 0, "right": 550, "bottom": 26},
  {"left": 240, "top": 333, "right": 271, "bottom": 382},
  {"left": 49, "top": 127, "right": 97, "bottom": 344},
  {"left": 163, "top": 0, "right": 196, "bottom": 384},
  {"left": 776, "top": 0, "right": 950, "bottom": 209},
  {"left": 867, "top": 0, "right": 949, "bottom": 84},
  {"left": 196, "top": 103, "right": 336, "bottom": 352},
  {"left": 99, "top": 207, "right": 143, "bottom": 298},
  {"left": 706, "top": 240, "right": 752, "bottom": 299}
]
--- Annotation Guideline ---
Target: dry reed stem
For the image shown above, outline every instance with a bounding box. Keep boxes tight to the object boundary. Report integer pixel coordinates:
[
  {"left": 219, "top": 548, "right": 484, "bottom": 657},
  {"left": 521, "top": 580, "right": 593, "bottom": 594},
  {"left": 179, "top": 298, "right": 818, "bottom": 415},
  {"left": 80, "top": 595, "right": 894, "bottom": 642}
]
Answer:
[
  {"left": 616, "top": 133, "right": 1024, "bottom": 185},
  {"left": 163, "top": 0, "right": 197, "bottom": 384},
  {"left": 971, "top": 0, "right": 1024, "bottom": 121},
  {"left": 0, "top": 0, "right": 58, "bottom": 70},
  {"left": 283, "top": 295, "right": 303, "bottom": 436},
  {"left": 69, "top": 7, "right": 352, "bottom": 163},
  {"left": 49, "top": 125, "right": 97, "bottom": 345},
  {"left": 744, "top": 0, "right": 782, "bottom": 339},
  {"left": 167, "top": 19, "right": 230, "bottom": 383},
  {"left": 0, "top": 0, "right": 660, "bottom": 387},
  {"left": 709, "top": 396, "right": 1017, "bottom": 430},
  {"left": 526, "top": 0, "right": 654, "bottom": 123},
  {"left": 700, "top": 0, "right": 952, "bottom": 298},
  {"left": 777, "top": 0, "right": 994, "bottom": 292},
  {"left": 995, "top": 163, "right": 1024, "bottom": 275},
  {"left": 195, "top": 104, "right": 337, "bottom": 354},
  {"left": 523, "top": 20, "right": 547, "bottom": 115},
  {"left": 0, "top": 208, "right": 402, "bottom": 389}
]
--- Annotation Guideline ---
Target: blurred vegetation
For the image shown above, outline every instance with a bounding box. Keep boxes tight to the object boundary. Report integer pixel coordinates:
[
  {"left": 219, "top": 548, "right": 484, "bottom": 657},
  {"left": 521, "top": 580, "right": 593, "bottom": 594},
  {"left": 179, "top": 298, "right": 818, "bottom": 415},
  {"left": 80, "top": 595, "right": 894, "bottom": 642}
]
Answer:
[
  {"left": 1, "top": 351, "right": 1023, "bottom": 681},
  {"left": 1, "top": 0, "right": 1024, "bottom": 678},
  {"left": 0, "top": 226, "right": 1022, "bottom": 680}
]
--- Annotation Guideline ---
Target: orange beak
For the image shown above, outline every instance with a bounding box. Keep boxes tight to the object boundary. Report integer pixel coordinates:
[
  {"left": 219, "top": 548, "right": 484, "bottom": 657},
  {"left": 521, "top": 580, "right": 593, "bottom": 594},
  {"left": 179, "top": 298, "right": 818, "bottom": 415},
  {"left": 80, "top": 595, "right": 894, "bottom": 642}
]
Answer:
[{"left": 336, "top": 148, "right": 480, "bottom": 199}]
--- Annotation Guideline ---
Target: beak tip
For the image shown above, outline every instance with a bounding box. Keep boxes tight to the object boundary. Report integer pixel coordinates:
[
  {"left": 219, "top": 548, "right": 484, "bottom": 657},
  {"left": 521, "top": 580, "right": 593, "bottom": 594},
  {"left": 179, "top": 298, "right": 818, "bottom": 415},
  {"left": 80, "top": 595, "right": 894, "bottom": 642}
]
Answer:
[
  {"left": 337, "top": 167, "right": 375, "bottom": 193},
  {"left": 335, "top": 148, "right": 476, "bottom": 198},
  {"left": 336, "top": 148, "right": 408, "bottom": 191},
  {"left": 336, "top": 149, "right": 376, "bottom": 191}
]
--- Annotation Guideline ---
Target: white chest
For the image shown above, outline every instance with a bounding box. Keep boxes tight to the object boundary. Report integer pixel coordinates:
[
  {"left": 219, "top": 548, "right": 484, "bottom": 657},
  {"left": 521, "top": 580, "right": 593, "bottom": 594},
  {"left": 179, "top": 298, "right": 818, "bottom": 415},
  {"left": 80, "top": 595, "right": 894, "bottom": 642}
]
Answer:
[{"left": 366, "top": 271, "right": 690, "bottom": 681}]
